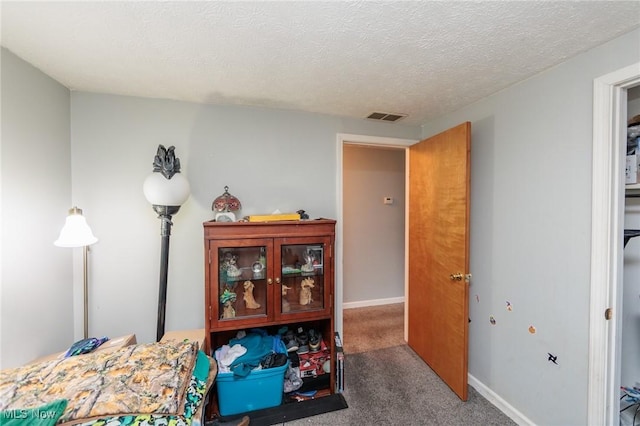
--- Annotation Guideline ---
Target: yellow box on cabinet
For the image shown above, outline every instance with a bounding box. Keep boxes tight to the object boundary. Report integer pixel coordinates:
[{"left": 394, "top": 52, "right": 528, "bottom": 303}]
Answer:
[{"left": 248, "top": 213, "right": 300, "bottom": 222}]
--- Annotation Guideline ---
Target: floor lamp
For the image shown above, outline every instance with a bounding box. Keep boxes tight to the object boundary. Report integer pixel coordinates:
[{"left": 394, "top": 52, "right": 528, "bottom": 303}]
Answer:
[
  {"left": 55, "top": 207, "right": 98, "bottom": 339},
  {"left": 143, "top": 145, "right": 190, "bottom": 342}
]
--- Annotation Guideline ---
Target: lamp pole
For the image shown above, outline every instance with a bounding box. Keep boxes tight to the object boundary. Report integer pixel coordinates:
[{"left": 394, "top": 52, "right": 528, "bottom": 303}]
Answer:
[
  {"left": 82, "top": 245, "right": 89, "bottom": 339},
  {"left": 153, "top": 205, "right": 180, "bottom": 342}
]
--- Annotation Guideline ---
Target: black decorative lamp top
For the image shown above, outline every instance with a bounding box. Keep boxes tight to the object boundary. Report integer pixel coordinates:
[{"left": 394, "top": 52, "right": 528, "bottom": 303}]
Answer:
[
  {"left": 143, "top": 144, "right": 190, "bottom": 208},
  {"left": 152, "top": 145, "right": 181, "bottom": 179}
]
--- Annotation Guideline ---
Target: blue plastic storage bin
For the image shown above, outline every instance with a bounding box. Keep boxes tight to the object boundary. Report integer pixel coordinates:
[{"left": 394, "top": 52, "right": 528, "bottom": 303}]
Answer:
[{"left": 216, "top": 361, "right": 289, "bottom": 416}]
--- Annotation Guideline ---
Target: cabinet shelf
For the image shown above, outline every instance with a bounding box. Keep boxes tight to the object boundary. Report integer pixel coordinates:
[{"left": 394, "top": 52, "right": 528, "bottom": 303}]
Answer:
[{"left": 282, "top": 270, "right": 324, "bottom": 278}]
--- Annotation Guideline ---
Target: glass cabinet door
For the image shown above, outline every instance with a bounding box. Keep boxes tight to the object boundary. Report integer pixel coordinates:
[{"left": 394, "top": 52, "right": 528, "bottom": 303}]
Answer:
[
  {"left": 217, "top": 244, "right": 269, "bottom": 322},
  {"left": 278, "top": 238, "right": 330, "bottom": 317}
]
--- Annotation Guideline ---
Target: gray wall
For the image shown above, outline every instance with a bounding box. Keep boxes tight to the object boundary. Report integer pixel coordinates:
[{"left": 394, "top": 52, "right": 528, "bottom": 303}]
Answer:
[
  {"left": 421, "top": 28, "right": 640, "bottom": 426},
  {"left": 68, "top": 93, "right": 420, "bottom": 345},
  {"left": 343, "top": 145, "right": 405, "bottom": 305},
  {"left": 1, "top": 48, "right": 73, "bottom": 368}
]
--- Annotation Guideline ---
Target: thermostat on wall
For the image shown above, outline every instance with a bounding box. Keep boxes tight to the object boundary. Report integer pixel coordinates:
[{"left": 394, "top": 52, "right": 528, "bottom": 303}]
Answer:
[{"left": 383, "top": 197, "right": 393, "bottom": 205}]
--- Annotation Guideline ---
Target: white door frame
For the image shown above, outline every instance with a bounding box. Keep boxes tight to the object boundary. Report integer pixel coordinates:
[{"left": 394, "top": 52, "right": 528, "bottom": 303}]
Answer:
[
  {"left": 589, "top": 61, "right": 640, "bottom": 426},
  {"left": 335, "top": 133, "right": 418, "bottom": 341}
]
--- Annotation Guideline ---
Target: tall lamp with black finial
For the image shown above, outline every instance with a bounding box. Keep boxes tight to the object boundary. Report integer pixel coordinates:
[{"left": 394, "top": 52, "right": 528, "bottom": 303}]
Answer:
[{"left": 143, "top": 145, "right": 190, "bottom": 342}]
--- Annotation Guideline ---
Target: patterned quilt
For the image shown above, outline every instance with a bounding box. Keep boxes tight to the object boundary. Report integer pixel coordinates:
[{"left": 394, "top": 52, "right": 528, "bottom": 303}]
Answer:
[{"left": 0, "top": 341, "right": 204, "bottom": 424}]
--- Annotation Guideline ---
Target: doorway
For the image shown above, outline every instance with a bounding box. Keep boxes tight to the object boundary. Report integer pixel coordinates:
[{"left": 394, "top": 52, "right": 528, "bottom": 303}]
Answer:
[
  {"left": 588, "top": 61, "right": 640, "bottom": 425},
  {"left": 621, "top": 86, "right": 640, "bottom": 426},
  {"left": 342, "top": 144, "right": 406, "bottom": 306},
  {"left": 335, "top": 134, "right": 417, "bottom": 342},
  {"left": 337, "top": 126, "right": 472, "bottom": 401}
]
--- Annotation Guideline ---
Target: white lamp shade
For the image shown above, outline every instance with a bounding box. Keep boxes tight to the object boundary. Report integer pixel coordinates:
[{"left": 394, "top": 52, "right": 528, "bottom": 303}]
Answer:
[
  {"left": 54, "top": 210, "right": 98, "bottom": 247},
  {"left": 143, "top": 172, "right": 190, "bottom": 206}
]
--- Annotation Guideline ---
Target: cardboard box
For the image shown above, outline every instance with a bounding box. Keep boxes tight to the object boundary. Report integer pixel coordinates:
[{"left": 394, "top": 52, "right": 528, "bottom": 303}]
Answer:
[
  {"left": 160, "top": 329, "right": 205, "bottom": 350},
  {"left": 28, "top": 334, "right": 137, "bottom": 365},
  {"left": 298, "top": 338, "right": 330, "bottom": 379}
]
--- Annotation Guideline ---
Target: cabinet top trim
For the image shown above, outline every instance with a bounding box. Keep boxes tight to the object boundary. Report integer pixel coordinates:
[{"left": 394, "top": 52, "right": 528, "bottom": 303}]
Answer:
[
  {"left": 204, "top": 219, "right": 336, "bottom": 227},
  {"left": 203, "top": 219, "right": 336, "bottom": 239}
]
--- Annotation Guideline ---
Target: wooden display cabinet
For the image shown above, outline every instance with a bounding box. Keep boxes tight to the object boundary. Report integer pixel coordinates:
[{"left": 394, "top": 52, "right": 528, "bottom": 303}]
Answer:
[{"left": 203, "top": 219, "right": 337, "bottom": 409}]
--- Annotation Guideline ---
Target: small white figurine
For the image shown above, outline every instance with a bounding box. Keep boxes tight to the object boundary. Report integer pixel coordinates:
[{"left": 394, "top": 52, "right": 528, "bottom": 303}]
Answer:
[
  {"left": 299, "top": 278, "right": 315, "bottom": 305},
  {"left": 243, "top": 280, "right": 261, "bottom": 309},
  {"left": 222, "top": 252, "right": 242, "bottom": 279},
  {"left": 301, "top": 250, "right": 315, "bottom": 274}
]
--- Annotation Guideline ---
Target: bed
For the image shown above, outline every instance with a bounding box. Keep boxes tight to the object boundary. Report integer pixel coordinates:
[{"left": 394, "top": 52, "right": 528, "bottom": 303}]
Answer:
[{"left": 0, "top": 340, "right": 216, "bottom": 426}]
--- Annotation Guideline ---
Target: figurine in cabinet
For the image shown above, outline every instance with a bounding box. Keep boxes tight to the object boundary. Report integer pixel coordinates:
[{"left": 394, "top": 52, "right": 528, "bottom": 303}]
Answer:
[
  {"left": 301, "top": 249, "right": 315, "bottom": 274},
  {"left": 282, "top": 284, "right": 292, "bottom": 312},
  {"left": 243, "top": 280, "right": 261, "bottom": 309},
  {"left": 220, "top": 289, "right": 237, "bottom": 319},
  {"left": 299, "top": 278, "right": 315, "bottom": 305},
  {"left": 221, "top": 252, "right": 242, "bottom": 281}
]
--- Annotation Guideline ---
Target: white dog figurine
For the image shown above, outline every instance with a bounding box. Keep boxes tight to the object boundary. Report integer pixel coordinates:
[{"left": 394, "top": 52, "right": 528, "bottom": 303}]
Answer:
[
  {"left": 243, "top": 280, "right": 261, "bottom": 309},
  {"left": 299, "top": 278, "right": 315, "bottom": 305}
]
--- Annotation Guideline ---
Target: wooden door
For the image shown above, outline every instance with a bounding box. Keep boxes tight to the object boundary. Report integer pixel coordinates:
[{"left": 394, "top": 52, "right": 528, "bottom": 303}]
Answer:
[{"left": 408, "top": 122, "right": 471, "bottom": 400}]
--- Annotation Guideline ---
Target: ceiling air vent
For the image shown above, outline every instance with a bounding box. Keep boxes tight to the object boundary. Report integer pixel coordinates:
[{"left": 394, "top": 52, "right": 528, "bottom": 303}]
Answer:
[{"left": 366, "top": 112, "right": 407, "bottom": 123}]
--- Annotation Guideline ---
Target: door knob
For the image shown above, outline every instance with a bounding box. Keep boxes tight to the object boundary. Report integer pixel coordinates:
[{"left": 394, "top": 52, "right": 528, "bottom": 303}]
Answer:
[{"left": 450, "top": 273, "right": 472, "bottom": 283}]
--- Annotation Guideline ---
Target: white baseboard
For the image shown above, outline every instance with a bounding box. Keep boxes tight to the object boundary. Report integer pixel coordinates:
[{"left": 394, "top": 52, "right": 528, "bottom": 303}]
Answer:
[
  {"left": 468, "top": 374, "right": 535, "bottom": 426},
  {"left": 343, "top": 296, "right": 405, "bottom": 309}
]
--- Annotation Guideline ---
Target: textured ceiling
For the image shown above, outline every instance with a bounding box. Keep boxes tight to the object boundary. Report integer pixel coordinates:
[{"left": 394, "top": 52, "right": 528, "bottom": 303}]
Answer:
[{"left": 1, "top": 1, "right": 639, "bottom": 125}]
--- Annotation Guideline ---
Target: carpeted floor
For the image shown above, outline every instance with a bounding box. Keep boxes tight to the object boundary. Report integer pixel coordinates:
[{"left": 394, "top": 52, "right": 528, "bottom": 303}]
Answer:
[
  {"left": 281, "top": 303, "right": 516, "bottom": 426},
  {"left": 343, "top": 303, "right": 405, "bottom": 354},
  {"left": 284, "top": 344, "right": 515, "bottom": 425}
]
